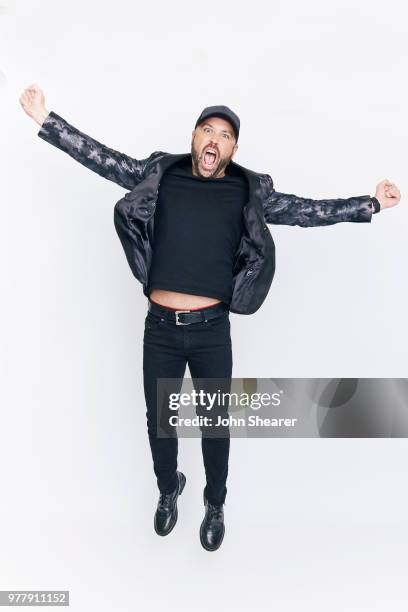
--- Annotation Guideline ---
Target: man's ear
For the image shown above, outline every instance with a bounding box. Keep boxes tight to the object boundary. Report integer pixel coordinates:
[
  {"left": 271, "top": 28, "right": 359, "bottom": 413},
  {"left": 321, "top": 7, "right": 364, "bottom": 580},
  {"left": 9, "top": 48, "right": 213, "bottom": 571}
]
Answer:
[{"left": 232, "top": 143, "right": 239, "bottom": 158}]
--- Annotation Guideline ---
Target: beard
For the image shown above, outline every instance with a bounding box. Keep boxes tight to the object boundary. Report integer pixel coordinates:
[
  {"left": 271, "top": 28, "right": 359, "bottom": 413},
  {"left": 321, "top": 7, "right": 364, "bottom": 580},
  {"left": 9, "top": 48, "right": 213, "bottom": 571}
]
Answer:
[{"left": 191, "top": 141, "right": 231, "bottom": 179}]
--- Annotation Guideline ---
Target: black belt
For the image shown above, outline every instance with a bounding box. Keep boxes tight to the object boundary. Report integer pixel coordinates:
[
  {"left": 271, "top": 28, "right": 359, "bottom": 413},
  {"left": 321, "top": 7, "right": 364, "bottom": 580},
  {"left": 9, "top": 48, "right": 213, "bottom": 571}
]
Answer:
[{"left": 147, "top": 299, "right": 229, "bottom": 325}]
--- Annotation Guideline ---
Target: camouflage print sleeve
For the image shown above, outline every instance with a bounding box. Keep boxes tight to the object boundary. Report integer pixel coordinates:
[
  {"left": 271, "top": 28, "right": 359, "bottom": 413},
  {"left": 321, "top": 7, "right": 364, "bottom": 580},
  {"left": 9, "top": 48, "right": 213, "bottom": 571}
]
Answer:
[
  {"left": 259, "top": 173, "right": 373, "bottom": 227},
  {"left": 37, "top": 111, "right": 152, "bottom": 190}
]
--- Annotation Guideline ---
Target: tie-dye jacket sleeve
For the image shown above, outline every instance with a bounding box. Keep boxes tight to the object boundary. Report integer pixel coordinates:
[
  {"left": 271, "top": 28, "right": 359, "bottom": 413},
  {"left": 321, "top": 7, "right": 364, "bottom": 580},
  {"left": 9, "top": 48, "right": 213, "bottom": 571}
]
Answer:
[
  {"left": 259, "top": 173, "right": 374, "bottom": 227},
  {"left": 37, "top": 110, "right": 153, "bottom": 190}
]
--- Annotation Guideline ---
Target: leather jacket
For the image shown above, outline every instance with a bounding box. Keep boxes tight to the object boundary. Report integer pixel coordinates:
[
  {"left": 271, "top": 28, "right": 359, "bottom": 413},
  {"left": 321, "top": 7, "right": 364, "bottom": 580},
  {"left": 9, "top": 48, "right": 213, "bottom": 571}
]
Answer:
[{"left": 38, "top": 111, "right": 374, "bottom": 315}]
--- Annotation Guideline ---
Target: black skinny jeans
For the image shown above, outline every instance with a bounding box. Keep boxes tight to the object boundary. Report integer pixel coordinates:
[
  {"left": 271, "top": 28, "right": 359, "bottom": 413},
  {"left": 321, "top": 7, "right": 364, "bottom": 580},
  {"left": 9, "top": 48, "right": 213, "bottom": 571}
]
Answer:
[{"left": 143, "top": 303, "right": 232, "bottom": 506}]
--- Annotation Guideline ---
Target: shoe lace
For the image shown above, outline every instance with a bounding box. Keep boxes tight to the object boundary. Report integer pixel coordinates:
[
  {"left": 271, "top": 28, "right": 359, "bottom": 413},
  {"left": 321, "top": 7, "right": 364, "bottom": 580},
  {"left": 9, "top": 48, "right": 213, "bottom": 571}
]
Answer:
[
  {"left": 207, "top": 502, "right": 223, "bottom": 521},
  {"left": 158, "top": 492, "right": 174, "bottom": 511}
]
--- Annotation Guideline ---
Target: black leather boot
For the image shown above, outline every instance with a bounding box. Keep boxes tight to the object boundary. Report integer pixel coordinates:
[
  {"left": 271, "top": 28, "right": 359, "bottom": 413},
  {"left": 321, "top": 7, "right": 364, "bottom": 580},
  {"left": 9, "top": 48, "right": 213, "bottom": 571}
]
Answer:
[
  {"left": 199, "top": 489, "right": 225, "bottom": 551},
  {"left": 154, "top": 471, "right": 186, "bottom": 536}
]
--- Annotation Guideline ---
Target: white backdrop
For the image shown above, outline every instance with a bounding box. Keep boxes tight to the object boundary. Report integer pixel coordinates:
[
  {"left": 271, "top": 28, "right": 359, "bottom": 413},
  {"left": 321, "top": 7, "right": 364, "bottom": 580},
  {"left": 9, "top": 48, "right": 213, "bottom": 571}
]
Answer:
[{"left": 1, "top": 0, "right": 408, "bottom": 610}]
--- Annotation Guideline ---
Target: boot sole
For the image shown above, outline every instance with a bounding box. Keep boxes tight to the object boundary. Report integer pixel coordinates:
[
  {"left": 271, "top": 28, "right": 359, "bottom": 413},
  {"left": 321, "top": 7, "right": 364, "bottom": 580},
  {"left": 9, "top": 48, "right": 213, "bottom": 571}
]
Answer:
[{"left": 154, "top": 472, "right": 186, "bottom": 536}]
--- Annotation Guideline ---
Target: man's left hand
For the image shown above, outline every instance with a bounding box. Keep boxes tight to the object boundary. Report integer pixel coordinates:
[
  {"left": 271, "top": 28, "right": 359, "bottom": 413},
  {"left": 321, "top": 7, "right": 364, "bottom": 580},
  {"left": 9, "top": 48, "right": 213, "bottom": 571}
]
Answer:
[{"left": 375, "top": 179, "right": 402, "bottom": 210}]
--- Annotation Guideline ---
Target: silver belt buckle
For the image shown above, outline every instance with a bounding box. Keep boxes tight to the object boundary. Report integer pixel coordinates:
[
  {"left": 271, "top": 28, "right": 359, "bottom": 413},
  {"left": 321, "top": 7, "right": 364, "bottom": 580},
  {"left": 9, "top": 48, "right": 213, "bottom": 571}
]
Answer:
[{"left": 175, "top": 310, "right": 191, "bottom": 325}]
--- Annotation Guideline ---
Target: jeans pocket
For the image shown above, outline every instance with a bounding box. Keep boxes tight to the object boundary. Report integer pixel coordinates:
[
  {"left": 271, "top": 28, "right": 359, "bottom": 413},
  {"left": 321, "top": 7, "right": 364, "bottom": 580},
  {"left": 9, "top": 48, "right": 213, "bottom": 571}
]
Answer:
[{"left": 144, "top": 312, "right": 163, "bottom": 331}]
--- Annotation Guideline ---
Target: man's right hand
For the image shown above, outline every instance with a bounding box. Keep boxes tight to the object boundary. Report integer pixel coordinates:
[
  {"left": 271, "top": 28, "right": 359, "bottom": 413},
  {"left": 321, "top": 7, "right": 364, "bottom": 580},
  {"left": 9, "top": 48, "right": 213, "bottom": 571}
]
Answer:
[{"left": 19, "top": 83, "right": 49, "bottom": 126}]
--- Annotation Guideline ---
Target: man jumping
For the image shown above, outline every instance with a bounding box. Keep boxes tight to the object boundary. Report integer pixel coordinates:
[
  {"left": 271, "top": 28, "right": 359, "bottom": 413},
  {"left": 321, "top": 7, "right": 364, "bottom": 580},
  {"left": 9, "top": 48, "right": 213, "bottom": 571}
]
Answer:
[{"left": 19, "top": 83, "right": 401, "bottom": 551}]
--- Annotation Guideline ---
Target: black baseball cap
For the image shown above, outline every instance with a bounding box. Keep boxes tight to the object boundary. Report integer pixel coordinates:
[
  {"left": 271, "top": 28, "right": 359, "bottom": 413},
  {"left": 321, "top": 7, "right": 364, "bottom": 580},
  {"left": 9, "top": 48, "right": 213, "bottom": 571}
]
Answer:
[{"left": 194, "top": 105, "right": 240, "bottom": 142}]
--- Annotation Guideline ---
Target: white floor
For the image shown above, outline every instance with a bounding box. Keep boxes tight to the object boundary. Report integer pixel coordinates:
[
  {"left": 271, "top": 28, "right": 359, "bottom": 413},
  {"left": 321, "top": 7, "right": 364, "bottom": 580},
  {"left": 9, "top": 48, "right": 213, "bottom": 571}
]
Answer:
[{"left": 1, "top": 439, "right": 407, "bottom": 612}]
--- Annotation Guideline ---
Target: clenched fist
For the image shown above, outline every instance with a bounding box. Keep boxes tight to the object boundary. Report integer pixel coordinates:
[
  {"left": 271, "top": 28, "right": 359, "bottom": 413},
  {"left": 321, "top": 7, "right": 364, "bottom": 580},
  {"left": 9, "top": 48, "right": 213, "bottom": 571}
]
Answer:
[
  {"left": 19, "top": 83, "right": 49, "bottom": 126},
  {"left": 375, "top": 179, "right": 402, "bottom": 210}
]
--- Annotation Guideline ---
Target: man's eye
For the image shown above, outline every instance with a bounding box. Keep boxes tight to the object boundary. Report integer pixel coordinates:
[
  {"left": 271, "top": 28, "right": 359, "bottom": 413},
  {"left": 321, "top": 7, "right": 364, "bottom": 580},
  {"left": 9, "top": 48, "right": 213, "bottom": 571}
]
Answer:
[{"left": 223, "top": 134, "right": 229, "bottom": 139}]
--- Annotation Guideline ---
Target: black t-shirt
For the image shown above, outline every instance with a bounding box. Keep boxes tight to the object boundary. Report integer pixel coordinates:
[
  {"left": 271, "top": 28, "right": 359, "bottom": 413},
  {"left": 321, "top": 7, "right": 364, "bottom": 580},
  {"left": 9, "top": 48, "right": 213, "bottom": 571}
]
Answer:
[{"left": 146, "top": 157, "right": 248, "bottom": 305}]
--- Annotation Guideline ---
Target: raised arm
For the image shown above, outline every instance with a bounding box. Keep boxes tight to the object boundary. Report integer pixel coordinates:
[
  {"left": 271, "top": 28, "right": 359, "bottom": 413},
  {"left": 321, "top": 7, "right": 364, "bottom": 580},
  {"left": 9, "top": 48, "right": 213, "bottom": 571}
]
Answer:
[
  {"left": 259, "top": 173, "right": 376, "bottom": 226},
  {"left": 19, "top": 83, "right": 154, "bottom": 190}
]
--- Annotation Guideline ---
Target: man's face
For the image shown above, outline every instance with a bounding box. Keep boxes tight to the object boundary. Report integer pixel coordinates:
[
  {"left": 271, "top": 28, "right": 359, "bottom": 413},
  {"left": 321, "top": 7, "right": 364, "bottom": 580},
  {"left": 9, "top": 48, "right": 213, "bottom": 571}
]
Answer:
[{"left": 191, "top": 116, "right": 239, "bottom": 179}]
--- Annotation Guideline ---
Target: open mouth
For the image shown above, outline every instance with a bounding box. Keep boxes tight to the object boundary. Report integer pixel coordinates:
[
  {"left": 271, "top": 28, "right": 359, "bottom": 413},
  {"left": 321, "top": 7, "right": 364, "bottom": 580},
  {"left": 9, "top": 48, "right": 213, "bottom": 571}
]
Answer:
[{"left": 202, "top": 148, "right": 218, "bottom": 170}]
